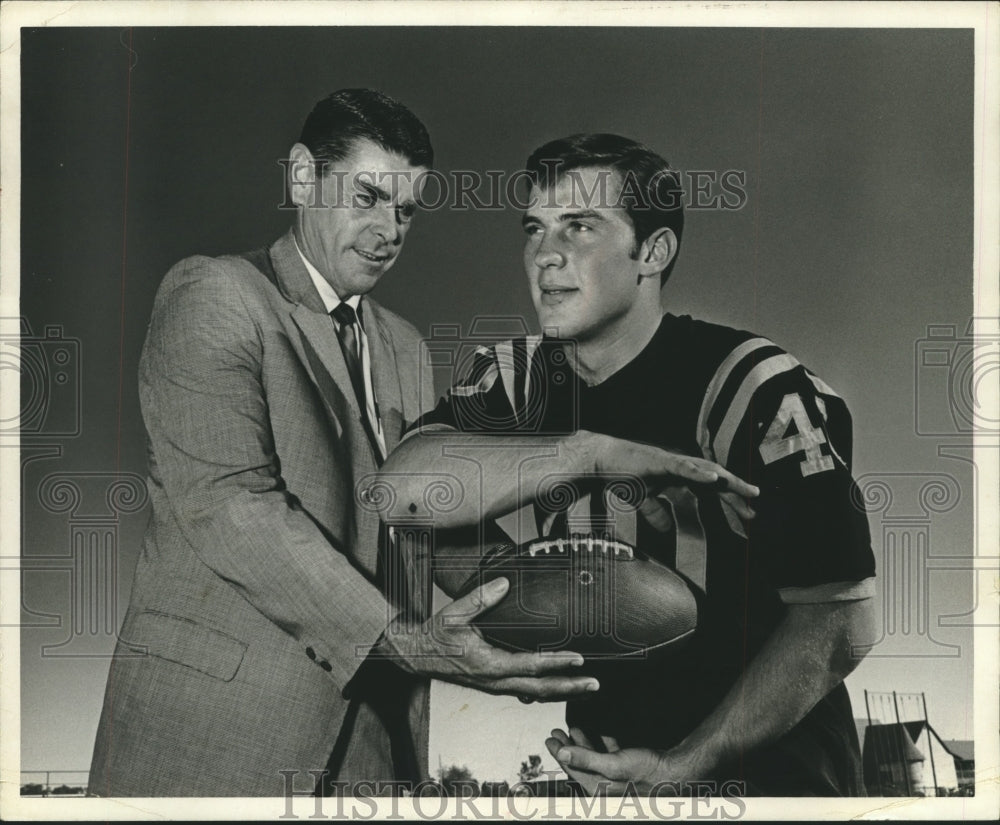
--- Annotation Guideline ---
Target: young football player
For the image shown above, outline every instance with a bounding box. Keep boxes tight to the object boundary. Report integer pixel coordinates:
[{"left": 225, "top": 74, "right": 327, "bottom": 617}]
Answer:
[{"left": 378, "top": 133, "right": 876, "bottom": 796}]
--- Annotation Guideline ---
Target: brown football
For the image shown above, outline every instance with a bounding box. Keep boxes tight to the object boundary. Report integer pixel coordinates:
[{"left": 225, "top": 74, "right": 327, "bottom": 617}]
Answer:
[{"left": 453, "top": 536, "right": 698, "bottom": 660}]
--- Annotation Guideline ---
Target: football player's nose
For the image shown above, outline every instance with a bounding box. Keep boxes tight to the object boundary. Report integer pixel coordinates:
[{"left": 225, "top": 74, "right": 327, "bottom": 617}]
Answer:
[{"left": 533, "top": 237, "right": 564, "bottom": 269}]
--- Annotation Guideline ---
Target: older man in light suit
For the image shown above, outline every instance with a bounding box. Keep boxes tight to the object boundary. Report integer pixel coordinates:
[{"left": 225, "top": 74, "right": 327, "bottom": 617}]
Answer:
[{"left": 88, "top": 89, "right": 598, "bottom": 797}]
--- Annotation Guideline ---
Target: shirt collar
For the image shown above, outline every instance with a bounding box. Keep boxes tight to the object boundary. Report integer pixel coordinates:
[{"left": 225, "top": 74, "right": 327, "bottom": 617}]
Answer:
[{"left": 293, "top": 234, "right": 362, "bottom": 318}]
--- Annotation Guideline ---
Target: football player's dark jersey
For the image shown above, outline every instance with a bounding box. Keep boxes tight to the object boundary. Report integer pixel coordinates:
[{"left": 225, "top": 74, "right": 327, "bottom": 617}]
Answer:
[{"left": 412, "top": 313, "right": 876, "bottom": 795}]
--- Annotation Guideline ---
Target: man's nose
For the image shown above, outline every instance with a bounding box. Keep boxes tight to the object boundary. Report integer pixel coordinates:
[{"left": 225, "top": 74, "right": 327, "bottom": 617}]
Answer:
[
  {"left": 371, "top": 205, "right": 401, "bottom": 244},
  {"left": 533, "top": 234, "right": 564, "bottom": 268}
]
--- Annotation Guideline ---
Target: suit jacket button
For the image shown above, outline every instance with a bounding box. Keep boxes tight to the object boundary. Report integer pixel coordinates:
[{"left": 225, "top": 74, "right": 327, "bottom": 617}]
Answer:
[
  {"left": 319, "top": 660, "right": 333, "bottom": 672},
  {"left": 306, "top": 646, "right": 316, "bottom": 660}
]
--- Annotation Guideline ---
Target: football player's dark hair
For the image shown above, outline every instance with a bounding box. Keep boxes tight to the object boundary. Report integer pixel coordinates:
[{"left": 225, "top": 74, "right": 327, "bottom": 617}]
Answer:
[
  {"left": 525, "top": 133, "right": 685, "bottom": 285},
  {"left": 299, "top": 88, "right": 434, "bottom": 170}
]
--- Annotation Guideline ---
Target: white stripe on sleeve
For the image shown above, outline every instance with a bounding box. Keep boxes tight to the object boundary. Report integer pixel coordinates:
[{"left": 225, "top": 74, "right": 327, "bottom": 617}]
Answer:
[{"left": 696, "top": 337, "right": 775, "bottom": 461}]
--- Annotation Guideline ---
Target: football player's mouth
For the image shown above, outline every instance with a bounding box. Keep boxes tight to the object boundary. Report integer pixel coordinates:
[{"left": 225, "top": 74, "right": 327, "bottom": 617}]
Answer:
[{"left": 539, "top": 286, "right": 578, "bottom": 305}]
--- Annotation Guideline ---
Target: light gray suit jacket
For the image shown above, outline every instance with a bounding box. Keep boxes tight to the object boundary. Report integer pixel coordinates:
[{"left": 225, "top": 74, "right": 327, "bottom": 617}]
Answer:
[{"left": 89, "top": 230, "right": 433, "bottom": 796}]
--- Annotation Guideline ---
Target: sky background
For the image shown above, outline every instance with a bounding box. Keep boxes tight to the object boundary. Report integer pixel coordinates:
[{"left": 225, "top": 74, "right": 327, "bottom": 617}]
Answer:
[{"left": 15, "top": 24, "right": 982, "bottom": 787}]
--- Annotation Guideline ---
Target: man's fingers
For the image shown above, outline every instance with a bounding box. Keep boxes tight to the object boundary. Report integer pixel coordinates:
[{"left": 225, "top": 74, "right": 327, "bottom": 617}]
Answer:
[
  {"left": 712, "top": 469, "right": 759, "bottom": 499},
  {"left": 545, "top": 735, "right": 566, "bottom": 760},
  {"left": 689, "top": 474, "right": 759, "bottom": 505},
  {"left": 553, "top": 745, "right": 629, "bottom": 780},
  {"left": 474, "top": 647, "right": 586, "bottom": 677},
  {"left": 517, "top": 649, "right": 587, "bottom": 673},
  {"left": 669, "top": 457, "right": 719, "bottom": 484},
  {"left": 638, "top": 495, "right": 675, "bottom": 532},
  {"left": 550, "top": 738, "right": 632, "bottom": 794},
  {"left": 438, "top": 577, "right": 509, "bottom": 623},
  {"left": 549, "top": 728, "right": 571, "bottom": 747},
  {"left": 493, "top": 674, "right": 599, "bottom": 700},
  {"left": 660, "top": 456, "right": 760, "bottom": 501},
  {"left": 601, "top": 735, "right": 621, "bottom": 753},
  {"left": 547, "top": 734, "right": 611, "bottom": 796},
  {"left": 568, "top": 726, "right": 597, "bottom": 750},
  {"left": 720, "top": 490, "right": 756, "bottom": 520}
]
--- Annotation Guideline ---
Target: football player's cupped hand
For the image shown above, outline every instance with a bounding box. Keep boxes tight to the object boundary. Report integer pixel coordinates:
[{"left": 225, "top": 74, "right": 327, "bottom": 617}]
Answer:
[
  {"left": 545, "top": 727, "right": 706, "bottom": 797},
  {"left": 378, "top": 577, "right": 600, "bottom": 702}
]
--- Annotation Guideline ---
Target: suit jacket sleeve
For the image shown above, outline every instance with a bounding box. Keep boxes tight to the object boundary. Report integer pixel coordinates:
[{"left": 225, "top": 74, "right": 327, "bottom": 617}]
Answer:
[{"left": 139, "top": 256, "right": 389, "bottom": 690}]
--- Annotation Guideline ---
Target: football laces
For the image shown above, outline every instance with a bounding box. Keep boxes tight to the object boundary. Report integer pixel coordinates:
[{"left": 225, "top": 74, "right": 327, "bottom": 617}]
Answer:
[{"left": 524, "top": 536, "right": 634, "bottom": 559}]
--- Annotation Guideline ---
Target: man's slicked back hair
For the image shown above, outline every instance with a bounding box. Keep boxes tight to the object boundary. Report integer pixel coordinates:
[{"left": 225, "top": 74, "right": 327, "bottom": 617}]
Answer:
[{"left": 299, "top": 88, "right": 434, "bottom": 170}]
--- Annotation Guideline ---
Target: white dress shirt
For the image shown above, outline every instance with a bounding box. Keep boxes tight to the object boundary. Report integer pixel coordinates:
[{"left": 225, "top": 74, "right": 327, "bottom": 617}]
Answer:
[{"left": 294, "top": 237, "right": 386, "bottom": 459}]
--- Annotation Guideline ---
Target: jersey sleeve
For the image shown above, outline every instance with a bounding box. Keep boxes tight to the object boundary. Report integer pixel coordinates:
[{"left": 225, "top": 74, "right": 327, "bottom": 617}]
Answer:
[
  {"left": 698, "top": 338, "right": 876, "bottom": 603},
  {"left": 403, "top": 342, "right": 519, "bottom": 437}
]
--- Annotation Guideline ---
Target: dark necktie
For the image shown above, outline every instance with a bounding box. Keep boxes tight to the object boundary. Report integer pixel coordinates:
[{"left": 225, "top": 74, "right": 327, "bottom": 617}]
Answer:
[
  {"left": 331, "top": 302, "right": 383, "bottom": 464},
  {"left": 326, "top": 303, "right": 420, "bottom": 786}
]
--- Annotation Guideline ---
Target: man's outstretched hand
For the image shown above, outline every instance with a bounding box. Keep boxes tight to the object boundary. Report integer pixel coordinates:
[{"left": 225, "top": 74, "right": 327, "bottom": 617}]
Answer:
[
  {"left": 591, "top": 435, "right": 759, "bottom": 522},
  {"left": 378, "top": 578, "right": 599, "bottom": 701}
]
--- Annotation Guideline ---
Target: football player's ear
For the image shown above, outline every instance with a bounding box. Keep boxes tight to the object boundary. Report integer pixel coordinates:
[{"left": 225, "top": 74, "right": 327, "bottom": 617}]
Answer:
[{"left": 637, "top": 227, "right": 678, "bottom": 280}]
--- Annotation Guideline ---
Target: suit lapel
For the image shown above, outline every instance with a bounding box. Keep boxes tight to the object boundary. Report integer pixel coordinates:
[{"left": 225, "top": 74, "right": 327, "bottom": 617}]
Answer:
[
  {"left": 364, "top": 303, "right": 405, "bottom": 451},
  {"left": 268, "top": 231, "right": 379, "bottom": 469}
]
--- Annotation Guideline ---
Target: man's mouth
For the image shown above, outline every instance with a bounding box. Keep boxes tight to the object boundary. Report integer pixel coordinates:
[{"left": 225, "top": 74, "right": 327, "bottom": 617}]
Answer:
[
  {"left": 354, "top": 248, "right": 391, "bottom": 264},
  {"left": 539, "top": 287, "right": 578, "bottom": 303}
]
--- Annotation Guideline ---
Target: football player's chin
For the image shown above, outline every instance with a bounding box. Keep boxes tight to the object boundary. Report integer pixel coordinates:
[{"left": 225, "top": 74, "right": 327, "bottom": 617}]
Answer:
[{"left": 535, "top": 304, "right": 566, "bottom": 327}]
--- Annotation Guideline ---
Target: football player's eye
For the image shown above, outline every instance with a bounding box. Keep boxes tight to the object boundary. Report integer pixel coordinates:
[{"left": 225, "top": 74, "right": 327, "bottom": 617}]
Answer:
[
  {"left": 523, "top": 224, "right": 541, "bottom": 236},
  {"left": 570, "top": 221, "right": 592, "bottom": 232},
  {"left": 397, "top": 203, "right": 416, "bottom": 222}
]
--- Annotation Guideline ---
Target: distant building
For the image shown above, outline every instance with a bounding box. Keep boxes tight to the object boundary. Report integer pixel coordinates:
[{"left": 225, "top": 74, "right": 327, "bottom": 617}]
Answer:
[
  {"left": 942, "top": 739, "right": 975, "bottom": 792},
  {"left": 858, "top": 691, "right": 973, "bottom": 796},
  {"left": 856, "top": 717, "right": 972, "bottom": 795}
]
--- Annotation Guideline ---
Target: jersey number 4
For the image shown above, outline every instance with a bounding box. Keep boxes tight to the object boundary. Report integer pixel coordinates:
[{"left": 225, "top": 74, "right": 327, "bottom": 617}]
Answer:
[{"left": 759, "top": 392, "right": 835, "bottom": 477}]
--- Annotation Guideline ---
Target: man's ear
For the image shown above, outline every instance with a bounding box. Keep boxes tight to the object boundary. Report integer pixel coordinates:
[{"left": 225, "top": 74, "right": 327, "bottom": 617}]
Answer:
[
  {"left": 637, "top": 227, "right": 678, "bottom": 280},
  {"left": 287, "top": 142, "right": 317, "bottom": 208}
]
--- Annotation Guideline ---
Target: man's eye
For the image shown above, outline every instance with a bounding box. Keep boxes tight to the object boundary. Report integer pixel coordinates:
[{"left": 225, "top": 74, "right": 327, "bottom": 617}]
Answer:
[
  {"left": 570, "top": 221, "right": 592, "bottom": 232},
  {"left": 397, "top": 204, "right": 416, "bottom": 222},
  {"left": 523, "top": 224, "right": 541, "bottom": 236},
  {"left": 355, "top": 191, "right": 377, "bottom": 208}
]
